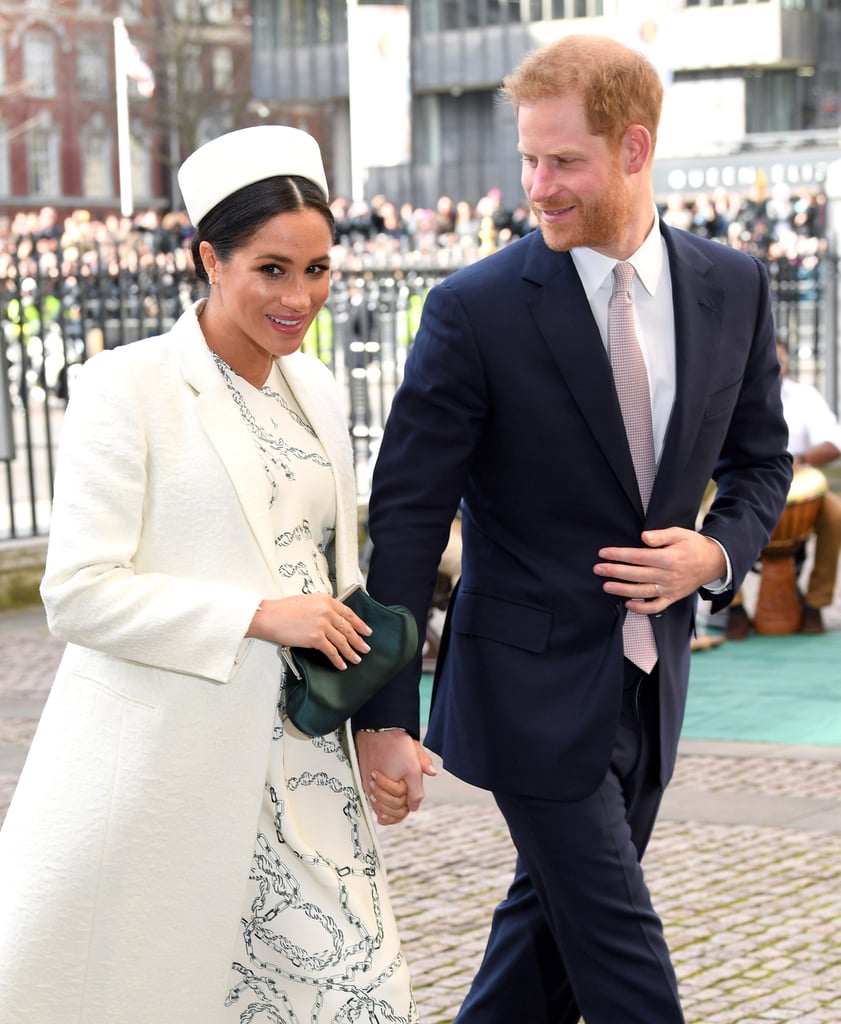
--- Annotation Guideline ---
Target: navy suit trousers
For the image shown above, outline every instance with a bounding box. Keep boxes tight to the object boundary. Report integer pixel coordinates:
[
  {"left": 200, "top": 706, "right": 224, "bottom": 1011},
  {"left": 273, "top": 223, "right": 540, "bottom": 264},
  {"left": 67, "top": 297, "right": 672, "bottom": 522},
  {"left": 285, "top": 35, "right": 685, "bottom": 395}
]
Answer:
[{"left": 454, "top": 662, "right": 685, "bottom": 1024}]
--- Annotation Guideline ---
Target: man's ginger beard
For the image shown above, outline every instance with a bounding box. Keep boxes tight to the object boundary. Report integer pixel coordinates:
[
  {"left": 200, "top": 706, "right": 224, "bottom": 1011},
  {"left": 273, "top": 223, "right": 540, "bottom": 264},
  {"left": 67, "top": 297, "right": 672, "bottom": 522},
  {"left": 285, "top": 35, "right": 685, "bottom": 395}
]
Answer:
[{"left": 531, "top": 149, "right": 634, "bottom": 253}]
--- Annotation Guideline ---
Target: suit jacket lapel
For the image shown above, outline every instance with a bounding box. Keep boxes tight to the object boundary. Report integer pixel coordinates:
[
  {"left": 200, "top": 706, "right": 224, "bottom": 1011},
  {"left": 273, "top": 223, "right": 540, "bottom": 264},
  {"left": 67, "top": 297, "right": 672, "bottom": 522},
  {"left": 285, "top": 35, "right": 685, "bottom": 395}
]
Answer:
[
  {"left": 649, "top": 224, "right": 724, "bottom": 518},
  {"left": 523, "top": 239, "right": 644, "bottom": 515}
]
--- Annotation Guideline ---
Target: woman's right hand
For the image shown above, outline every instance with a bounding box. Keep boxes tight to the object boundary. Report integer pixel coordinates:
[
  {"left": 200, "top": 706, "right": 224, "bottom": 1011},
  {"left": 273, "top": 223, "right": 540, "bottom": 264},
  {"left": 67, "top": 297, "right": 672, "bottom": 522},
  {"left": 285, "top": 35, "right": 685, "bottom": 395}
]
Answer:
[{"left": 246, "top": 594, "right": 373, "bottom": 670}]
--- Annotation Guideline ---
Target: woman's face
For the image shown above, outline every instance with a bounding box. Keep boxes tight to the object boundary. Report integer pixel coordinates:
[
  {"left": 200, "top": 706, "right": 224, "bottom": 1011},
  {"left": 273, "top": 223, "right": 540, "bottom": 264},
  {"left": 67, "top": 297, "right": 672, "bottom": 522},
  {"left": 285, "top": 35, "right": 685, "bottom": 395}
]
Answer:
[{"left": 200, "top": 208, "right": 332, "bottom": 386}]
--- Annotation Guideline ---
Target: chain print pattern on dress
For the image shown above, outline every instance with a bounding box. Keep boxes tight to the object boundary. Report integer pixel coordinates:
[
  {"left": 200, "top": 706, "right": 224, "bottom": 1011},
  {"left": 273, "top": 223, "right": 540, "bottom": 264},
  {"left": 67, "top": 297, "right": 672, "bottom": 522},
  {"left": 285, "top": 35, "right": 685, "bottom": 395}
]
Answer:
[
  {"left": 218, "top": 355, "right": 416, "bottom": 1023},
  {"left": 225, "top": 750, "right": 415, "bottom": 1023},
  {"left": 275, "top": 521, "right": 333, "bottom": 595},
  {"left": 212, "top": 353, "right": 330, "bottom": 494}
]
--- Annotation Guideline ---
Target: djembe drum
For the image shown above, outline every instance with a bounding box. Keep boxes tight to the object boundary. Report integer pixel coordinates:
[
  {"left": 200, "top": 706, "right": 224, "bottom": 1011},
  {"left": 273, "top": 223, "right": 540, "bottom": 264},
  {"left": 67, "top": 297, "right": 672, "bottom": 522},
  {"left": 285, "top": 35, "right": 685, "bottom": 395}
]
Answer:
[{"left": 753, "top": 465, "right": 827, "bottom": 635}]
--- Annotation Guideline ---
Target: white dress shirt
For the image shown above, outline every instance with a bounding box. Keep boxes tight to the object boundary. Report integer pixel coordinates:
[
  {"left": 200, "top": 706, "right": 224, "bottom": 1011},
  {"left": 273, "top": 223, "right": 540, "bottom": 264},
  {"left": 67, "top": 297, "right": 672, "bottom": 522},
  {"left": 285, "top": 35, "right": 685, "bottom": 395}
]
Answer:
[
  {"left": 571, "top": 216, "right": 675, "bottom": 464},
  {"left": 571, "top": 215, "right": 731, "bottom": 591}
]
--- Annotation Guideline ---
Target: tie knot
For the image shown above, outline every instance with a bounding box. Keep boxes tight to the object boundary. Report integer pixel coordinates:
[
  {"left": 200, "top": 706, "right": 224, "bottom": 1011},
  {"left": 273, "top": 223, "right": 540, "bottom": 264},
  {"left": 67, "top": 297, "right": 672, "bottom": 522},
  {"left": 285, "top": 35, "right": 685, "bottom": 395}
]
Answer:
[{"left": 612, "top": 261, "right": 635, "bottom": 296}]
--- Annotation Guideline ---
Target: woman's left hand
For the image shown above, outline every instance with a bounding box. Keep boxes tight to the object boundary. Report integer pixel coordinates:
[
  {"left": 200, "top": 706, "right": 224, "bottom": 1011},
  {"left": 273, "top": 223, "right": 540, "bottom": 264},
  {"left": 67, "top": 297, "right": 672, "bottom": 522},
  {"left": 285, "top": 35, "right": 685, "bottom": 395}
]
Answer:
[{"left": 246, "top": 593, "right": 372, "bottom": 670}]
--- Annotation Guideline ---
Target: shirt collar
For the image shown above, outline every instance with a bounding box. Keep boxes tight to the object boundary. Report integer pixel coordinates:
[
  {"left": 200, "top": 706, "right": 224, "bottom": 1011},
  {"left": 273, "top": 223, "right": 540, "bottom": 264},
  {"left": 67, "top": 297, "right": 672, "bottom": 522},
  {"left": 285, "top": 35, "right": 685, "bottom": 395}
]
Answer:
[{"left": 570, "top": 212, "right": 664, "bottom": 301}]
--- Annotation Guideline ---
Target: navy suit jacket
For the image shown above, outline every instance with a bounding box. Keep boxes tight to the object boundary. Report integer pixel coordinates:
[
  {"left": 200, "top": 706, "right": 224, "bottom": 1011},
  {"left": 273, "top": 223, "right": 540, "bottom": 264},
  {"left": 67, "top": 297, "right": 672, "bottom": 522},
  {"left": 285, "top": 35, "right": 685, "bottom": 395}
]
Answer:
[{"left": 358, "top": 222, "right": 792, "bottom": 800}]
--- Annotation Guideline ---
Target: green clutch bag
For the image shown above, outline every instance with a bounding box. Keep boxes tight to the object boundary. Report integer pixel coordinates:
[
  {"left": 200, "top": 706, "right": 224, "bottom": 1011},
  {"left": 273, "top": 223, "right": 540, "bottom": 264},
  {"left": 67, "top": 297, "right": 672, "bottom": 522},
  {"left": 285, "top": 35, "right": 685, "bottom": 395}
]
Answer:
[{"left": 282, "top": 585, "right": 418, "bottom": 737}]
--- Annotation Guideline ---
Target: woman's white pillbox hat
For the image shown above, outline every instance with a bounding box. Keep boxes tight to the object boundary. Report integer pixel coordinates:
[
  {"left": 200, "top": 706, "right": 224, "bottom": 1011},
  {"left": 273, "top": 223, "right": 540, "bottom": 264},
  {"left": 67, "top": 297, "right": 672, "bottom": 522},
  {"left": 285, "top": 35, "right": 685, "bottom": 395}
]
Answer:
[{"left": 177, "top": 125, "right": 329, "bottom": 226}]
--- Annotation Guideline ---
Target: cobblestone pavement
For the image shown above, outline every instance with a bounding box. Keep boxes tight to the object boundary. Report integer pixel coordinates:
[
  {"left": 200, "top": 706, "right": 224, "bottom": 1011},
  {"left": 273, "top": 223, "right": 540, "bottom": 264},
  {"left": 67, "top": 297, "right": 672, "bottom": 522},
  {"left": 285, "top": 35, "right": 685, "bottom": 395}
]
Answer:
[{"left": 1, "top": 605, "right": 840, "bottom": 1024}]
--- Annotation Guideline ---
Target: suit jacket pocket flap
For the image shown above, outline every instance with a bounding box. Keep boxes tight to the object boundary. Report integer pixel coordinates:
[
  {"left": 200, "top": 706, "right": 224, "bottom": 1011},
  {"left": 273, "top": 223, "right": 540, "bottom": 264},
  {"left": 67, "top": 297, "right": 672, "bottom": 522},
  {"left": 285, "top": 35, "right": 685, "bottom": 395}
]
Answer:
[{"left": 452, "top": 590, "right": 552, "bottom": 653}]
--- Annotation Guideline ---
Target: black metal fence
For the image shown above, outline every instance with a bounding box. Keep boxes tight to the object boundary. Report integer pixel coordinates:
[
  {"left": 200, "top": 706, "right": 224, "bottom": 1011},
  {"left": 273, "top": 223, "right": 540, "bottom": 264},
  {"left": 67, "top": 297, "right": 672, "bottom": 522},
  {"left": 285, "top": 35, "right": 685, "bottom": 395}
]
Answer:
[
  {"left": 0, "top": 254, "right": 450, "bottom": 539},
  {"left": 1, "top": 243, "right": 837, "bottom": 540}
]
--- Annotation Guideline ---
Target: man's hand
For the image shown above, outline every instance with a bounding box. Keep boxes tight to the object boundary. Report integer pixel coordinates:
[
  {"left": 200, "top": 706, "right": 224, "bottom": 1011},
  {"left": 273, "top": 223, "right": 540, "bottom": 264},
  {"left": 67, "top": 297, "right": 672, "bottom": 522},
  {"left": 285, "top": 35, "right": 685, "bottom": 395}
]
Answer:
[
  {"left": 594, "top": 527, "right": 727, "bottom": 614},
  {"left": 354, "top": 729, "right": 437, "bottom": 825}
]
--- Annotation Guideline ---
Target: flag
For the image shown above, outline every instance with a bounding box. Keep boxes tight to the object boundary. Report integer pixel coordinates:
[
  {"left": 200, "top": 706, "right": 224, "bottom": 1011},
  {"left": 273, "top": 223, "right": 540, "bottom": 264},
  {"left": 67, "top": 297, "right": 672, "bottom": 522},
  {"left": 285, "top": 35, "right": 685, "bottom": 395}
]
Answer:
[
  {"left": 114, "top": 18, "right": 155, "bottom": 98},
  {"left": 347, "top": 2, "right": 410, "bottom": 199}
]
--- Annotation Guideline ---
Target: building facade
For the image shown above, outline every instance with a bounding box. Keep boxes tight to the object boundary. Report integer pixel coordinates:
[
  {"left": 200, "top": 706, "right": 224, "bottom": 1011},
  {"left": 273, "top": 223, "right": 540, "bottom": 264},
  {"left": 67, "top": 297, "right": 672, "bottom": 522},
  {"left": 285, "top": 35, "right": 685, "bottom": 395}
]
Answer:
[
  {"left": 252, "top": 0, "right": 841, "bottom": 209},
  {"left": 0, "top": 0, "right": 264, "bottom": 218}
]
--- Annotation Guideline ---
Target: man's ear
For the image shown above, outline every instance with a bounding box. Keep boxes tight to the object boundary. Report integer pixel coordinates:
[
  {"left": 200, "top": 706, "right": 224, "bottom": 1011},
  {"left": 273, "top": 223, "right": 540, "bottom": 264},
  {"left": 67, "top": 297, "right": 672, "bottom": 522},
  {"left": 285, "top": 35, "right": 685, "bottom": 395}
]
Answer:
[{"left": 623, "top": 125, "right": 653, "bottom": 175}]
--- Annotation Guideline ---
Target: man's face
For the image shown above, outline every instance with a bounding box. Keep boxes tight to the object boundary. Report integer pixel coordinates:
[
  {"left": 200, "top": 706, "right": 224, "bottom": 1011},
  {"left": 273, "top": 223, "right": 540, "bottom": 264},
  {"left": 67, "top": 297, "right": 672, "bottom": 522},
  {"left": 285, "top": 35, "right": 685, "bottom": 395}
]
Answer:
[{"left": 518, "top": 93, "right": 634, "bottom": 258}]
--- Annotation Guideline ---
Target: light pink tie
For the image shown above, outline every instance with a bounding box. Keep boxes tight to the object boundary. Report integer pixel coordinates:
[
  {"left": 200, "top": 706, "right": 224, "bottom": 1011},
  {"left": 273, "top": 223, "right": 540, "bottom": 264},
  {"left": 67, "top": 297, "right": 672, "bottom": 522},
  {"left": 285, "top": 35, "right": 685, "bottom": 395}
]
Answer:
[{"left": 608, "top": 261, "right": 658, "bottom": 673}]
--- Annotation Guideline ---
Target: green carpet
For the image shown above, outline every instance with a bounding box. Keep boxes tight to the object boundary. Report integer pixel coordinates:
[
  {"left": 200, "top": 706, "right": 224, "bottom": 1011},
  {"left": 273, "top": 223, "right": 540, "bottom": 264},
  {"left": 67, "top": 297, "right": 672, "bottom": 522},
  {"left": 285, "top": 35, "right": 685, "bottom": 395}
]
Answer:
[
  {"left": 683, "top": 629, "right": 841, "bottom": 745},
  {"left": 420, "top": 630, "right": 841, "bottom": 747}
]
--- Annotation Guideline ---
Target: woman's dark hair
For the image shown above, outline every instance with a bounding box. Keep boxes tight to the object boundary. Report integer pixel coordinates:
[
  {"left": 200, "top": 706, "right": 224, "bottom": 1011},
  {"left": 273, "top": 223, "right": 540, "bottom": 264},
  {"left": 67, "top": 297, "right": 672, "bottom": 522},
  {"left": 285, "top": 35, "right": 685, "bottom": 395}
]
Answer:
[{"left": 190, "top": 175, "right": 335, "bottom": 284}]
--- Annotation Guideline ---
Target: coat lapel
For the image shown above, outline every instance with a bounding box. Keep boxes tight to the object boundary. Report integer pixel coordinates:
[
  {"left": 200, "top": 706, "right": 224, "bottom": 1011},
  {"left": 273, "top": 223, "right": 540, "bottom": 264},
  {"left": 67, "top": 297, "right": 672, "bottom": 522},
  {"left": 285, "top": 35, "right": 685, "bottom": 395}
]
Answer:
[
  {"left": 173, "top": 302, "right": 359, "bottom": 594},
  {"left": 523, "top": 239, "right": 644, "bottom": 515},
  {"left": 174, "top": 304, "right": 280, "bottom": 582}
]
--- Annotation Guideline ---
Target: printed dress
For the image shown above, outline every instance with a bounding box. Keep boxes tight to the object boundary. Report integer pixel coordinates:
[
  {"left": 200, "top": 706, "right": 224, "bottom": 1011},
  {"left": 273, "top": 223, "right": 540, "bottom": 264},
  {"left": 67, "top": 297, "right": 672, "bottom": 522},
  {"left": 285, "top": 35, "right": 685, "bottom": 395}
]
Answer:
[{"left": 212, "top": 356, "right": 418, "bottom": 1024}]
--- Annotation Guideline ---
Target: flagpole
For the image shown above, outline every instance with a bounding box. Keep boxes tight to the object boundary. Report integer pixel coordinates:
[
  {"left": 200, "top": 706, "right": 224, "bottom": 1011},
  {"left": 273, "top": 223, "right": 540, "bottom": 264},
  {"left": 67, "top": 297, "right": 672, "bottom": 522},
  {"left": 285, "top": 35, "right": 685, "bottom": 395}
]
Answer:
[
  {"left": 113, "top": 17, "right": 133, "bottom": 218},
  {"left": 346, "top": 0, "right": 365, "bottom": 203}
]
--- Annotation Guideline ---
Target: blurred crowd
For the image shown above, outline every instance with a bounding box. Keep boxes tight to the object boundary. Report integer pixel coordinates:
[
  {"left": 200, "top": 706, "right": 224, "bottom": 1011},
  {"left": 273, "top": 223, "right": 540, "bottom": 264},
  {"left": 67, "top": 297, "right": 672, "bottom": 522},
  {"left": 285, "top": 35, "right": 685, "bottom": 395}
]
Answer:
[
  {"left": 661, "top": 183, "right": 830, "bottom": 305},
  {"left": 0, "top": 182, "right": 832, "bottom": 415},
  {"left": 328, "top": 187, "right": 538, "bottom": 267},
  {"left": 0, "top": 180, "right": 829, "bottom": 288},
  {"left": 0, "top": 182, "right": 830, "bottom": 380},
  {"left": 660, "top": 182, "right": 827, "bottom": 260}
]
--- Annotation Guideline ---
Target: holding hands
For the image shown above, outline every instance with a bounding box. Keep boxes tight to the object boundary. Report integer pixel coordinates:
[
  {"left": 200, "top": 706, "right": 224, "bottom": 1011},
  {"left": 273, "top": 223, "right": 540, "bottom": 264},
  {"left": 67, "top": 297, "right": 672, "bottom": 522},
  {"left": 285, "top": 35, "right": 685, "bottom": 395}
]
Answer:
[
  {"left": 247, "top": 592, "right": 435, "bottom": 825},
  {"left": 355, "top": 729, "right": 437, "bottom": 826}
]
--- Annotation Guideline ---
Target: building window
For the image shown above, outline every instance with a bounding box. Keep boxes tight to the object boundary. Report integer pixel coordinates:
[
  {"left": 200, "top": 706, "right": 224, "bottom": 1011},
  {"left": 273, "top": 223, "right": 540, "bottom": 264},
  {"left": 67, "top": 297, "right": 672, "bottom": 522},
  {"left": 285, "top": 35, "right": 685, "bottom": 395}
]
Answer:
[
  {"left": 196, "top": 112, "right": 234, "bottom": 150},
  {"left": 81, "top": 118, "right": 112, "bottom": 198},
  {"left": 23, "top": 29, "right": 56, "bottom": 98},
  {"left": 286, "top": 0, "right": 310, "bottom": 45},
  {"left": 315, "top": 0, "right": 334, "bottom": 42},
  {"left": 201, "top": 0, "right": 234, "bottom": 21},
  {"left": 212, "top": 47, "right": 234, "bottom": 91},
  {"left": 817, "top": 69, "right": 840, "bottom": 127},
  {"left": 485, "top": 1, "right": 525, "bottom": 24},
  {"left": 27, "top": 117, "right": 60, "bottom": 196},
  {"left": 183, "top": 47, "right": 202, "bottom": 93},
  {"left": 418, "top": 0, "right": 440, "bottom": 31},
  {"left": 549, "top": 0, "right": 602, "bottom": 13},
  {"left": 745, "top": 68, "right": 818, "bottom": 132},
  {"left": 78, "top": 37, "right": 109, "bottom": 99},
  {"left": 130, "top": 128, "right": 152, "bottom": 202},
  {"left": 442, "top": 1, "right": 460, "bottom": 28},
  {"left": 415, "top": 0, "right": 565, "bottom": 29}
]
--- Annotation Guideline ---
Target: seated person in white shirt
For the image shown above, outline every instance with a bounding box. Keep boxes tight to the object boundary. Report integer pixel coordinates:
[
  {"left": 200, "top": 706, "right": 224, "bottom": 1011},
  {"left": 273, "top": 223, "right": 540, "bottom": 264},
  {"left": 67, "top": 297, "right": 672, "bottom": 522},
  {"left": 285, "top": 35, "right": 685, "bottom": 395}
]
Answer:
[{"left": 727, "top": 340, "right": 841, "bottom": 637}]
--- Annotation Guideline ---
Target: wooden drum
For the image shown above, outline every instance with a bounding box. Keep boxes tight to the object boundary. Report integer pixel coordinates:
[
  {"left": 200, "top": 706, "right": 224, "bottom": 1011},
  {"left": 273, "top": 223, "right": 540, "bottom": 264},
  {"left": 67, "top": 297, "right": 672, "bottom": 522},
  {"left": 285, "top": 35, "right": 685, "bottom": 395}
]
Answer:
[{"left": 753, "top": 466, "right": 827, "bottom": 635}]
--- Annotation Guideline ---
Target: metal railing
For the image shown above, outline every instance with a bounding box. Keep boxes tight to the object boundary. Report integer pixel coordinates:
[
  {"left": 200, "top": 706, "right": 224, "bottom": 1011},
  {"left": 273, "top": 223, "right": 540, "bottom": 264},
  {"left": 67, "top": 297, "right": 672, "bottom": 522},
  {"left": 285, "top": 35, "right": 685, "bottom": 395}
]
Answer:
[
  {"left": 0, "top": 257, "right": 449, "bottom": 539},
  {"left": 1, "top": 243, "right": 837, "bottom": 540}
]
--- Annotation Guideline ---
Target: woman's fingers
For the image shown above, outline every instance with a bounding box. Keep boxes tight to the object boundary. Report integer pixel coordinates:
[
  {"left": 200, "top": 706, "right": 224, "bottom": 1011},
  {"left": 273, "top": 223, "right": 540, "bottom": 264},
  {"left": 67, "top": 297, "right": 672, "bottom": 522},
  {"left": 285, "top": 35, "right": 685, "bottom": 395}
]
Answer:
[{"left": 368, "top": 770, "right": 409, "bottom": 825}]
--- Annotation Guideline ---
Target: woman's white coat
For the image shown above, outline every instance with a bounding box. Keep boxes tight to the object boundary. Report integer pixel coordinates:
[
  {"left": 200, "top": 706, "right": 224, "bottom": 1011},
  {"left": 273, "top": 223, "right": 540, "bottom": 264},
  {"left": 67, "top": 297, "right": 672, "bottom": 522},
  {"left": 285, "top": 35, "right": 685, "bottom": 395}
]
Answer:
[{"left": 0, "top": 303, "right": 365, "bottom": 1022}]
